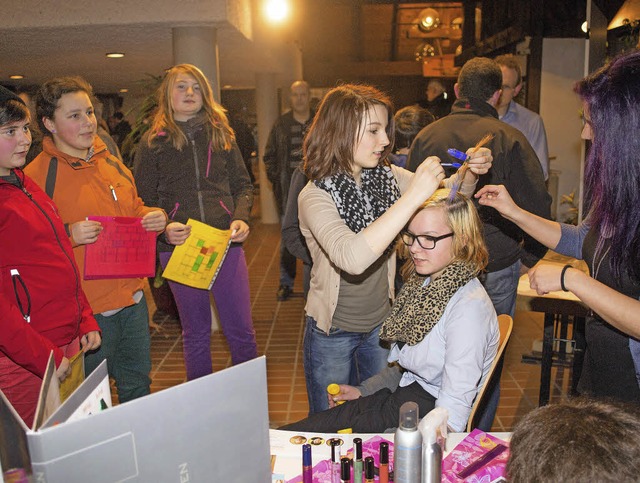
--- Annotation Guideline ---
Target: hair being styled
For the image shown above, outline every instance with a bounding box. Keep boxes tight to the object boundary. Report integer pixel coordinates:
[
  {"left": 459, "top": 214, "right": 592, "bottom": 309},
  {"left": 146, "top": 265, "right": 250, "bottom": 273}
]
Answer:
[
  {"left": 35, "top": 77, "right": 93, "bottom": 135},
  {"left": 457, "top": 57, "right": 502, "bottom": 102},
  {"left": 302, "top": 84, "right": 394, "bottom": 180},
  {"left": 394, "top": 105, "right": 434, "bottom": 151},
  {"left": 400, "top": 188, "right": 488, "bottom": 279},
  {"left": 494, "top": 54, "right": 522, "bottom": 86},
  {"left": 149, "top": 64, "right": 235, "bottom": 151},
  {"left": 507, "top": 398, "right": 640, "bottom": 483},
  {"left": 574, "top": 49, "right": 640, "bottom": 282}
]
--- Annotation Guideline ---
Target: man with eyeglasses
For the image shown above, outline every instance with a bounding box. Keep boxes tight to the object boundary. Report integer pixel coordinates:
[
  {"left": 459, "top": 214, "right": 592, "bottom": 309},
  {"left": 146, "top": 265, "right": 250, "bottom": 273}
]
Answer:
[{"left": 495, "top": 54, "right": 550, "bottom": 181}]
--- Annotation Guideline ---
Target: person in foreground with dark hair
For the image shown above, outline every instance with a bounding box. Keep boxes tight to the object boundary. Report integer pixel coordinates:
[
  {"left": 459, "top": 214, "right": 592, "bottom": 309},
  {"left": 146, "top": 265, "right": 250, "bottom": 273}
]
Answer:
[
  {"left": 507, "top": 398, "right": 640, "bottom": 483},
  {"left": 476, "top": 49, "right": 640, "bottom": 403}
]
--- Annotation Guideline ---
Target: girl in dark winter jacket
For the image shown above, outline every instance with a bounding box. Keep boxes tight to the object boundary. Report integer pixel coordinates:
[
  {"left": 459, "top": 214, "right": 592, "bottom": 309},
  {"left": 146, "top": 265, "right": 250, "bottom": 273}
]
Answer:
[{"left": 134, "top": 64, "right": 258, "bottom": 380}]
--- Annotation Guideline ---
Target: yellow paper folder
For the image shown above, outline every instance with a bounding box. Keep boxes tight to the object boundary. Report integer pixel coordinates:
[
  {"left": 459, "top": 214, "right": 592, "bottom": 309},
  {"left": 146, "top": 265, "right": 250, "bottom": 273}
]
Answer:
[
  {"left": 162, "top": 219, "right": 232, "bottom": 289},
  {"left": 59, "top": 351, "right": 85, "bottom": 403}
]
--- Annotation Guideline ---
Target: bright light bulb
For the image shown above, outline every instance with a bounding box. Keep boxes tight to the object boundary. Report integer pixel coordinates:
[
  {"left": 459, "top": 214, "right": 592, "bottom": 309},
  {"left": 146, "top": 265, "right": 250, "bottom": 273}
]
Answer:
[
  {"left": 264, "top": 0, "right": 289, "bottom": 23},
  {"left": 581, "top": 21, "right": 588, "bottom": 33}
]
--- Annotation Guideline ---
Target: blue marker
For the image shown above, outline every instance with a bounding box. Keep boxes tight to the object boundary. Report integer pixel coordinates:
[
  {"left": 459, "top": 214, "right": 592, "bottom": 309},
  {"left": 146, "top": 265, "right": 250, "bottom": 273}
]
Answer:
[
  {"left": 447, "top": 148, "right": 469, "bottom": 162},
  {"left": 441, "top": 162, "right": 462, "bottom": 168}
]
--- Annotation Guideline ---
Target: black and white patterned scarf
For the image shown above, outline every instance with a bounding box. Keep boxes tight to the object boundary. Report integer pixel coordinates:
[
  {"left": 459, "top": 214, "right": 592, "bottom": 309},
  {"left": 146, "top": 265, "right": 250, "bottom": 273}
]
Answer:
[
  {"left": 379, "top": 261, "right": 475, "bottom": 346},
  {"left": 315, "top": 165, "right": 401, "bottom": 236}
]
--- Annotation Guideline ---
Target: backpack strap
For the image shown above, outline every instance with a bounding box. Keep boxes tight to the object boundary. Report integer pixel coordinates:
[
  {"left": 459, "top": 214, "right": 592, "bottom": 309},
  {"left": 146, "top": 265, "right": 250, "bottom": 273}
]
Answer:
[{"left": 44, "top": 157, "right": 58, "bottom": 199}]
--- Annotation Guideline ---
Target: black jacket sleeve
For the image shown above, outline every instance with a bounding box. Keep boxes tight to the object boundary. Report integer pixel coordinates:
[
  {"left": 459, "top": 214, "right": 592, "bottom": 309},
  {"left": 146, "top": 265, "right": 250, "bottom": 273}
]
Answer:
[{"left": 282, "top": 168, "right": 312, "bottom": 264}]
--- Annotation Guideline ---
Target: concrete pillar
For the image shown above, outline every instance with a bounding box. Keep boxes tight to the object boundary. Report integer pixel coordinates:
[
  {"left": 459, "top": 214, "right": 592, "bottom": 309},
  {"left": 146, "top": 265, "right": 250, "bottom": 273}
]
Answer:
[
  {"left": 287, "top": 42, "right": 304, "bottom": 82},
  {"left": 173, "top": 26, "right": 223, "bottom": 326},
  {"left": 255, "top": 72, "right": 280, "bottom": 224},
  {"left": 172, "top": 26, "right": 221, "bottom": 102}
]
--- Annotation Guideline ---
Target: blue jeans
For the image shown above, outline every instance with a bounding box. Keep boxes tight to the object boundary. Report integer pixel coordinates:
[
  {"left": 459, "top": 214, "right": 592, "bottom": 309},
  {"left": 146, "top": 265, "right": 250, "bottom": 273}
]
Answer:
[
  {"left": 476, "top": 260, "right": 521, "bottom": 430},
  {"left": 481, "top": 260, "right": 520, "bottom": 318},
  {"left": 303, "top": 316, "right": 390, "bottom": 414}
]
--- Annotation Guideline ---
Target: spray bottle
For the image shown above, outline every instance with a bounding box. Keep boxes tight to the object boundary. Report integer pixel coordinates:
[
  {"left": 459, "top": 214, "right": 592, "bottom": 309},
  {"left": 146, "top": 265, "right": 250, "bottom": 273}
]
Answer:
[
  {"left": 418, "top": 407, "right": 448, "bottom": 483},
  {"left": 393, "top": 401, "right": 422, "bottom": 482}
]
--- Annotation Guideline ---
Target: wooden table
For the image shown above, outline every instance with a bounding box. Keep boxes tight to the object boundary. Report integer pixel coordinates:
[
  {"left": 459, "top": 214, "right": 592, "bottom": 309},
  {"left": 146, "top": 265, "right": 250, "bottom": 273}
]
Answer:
[{"left": 516, "top": 260, "right": 590, "bottom": 406}]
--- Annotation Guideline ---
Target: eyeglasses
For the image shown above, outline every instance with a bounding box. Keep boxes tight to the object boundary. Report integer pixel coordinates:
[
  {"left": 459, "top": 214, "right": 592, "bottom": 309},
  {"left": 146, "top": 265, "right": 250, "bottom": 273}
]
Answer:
[{"left": 400, "top": 230, "right": 453, "bottom": 250}]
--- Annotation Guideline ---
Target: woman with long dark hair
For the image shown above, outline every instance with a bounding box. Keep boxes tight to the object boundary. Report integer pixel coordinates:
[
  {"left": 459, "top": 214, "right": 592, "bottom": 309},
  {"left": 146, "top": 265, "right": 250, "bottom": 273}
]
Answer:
[{"left": 476, "top": 49, "right": 640, "bottom": 402}]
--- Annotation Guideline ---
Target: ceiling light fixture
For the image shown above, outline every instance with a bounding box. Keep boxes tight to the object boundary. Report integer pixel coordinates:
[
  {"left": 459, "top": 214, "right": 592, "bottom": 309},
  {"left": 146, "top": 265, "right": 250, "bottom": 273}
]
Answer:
[
  {"left": 9, "top": 75, "right": 24, "bottom": 80},
  {"left": 264, "top": 0, "right": 289, "bottom": 23},
  {"left": 106, "top": 52, "right": 125, "bottom": 58},
  {"left": 119, "top": 88, "right": 129, "bottom": 93},
  {"left": 417, "top": 8, "right": 440, "bottom": 32}
]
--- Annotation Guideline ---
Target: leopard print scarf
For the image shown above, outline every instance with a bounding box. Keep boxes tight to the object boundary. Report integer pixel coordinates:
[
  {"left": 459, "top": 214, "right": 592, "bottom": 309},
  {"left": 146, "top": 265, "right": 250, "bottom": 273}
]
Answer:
[
  {"left": 314, "top": 164, "right": 401, "bottom": 234},
  {"left": 380, "top": 261, "right": 475, "bottom": 346}
]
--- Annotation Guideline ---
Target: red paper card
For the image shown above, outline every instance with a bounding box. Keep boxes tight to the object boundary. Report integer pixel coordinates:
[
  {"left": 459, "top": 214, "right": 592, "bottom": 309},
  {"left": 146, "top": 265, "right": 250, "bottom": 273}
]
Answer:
[{"left": 84, "top": 216, "right": 156, "bottom": 280}]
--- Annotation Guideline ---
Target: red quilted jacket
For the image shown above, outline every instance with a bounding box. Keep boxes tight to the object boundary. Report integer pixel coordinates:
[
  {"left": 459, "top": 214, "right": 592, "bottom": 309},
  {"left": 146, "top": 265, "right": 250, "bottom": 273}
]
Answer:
[{"left": 0, "top": 169, "right": 99, "bottom": 377}]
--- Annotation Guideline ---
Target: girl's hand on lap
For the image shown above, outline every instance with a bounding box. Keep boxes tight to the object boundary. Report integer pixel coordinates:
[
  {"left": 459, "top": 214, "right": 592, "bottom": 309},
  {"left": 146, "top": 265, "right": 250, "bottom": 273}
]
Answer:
[{"left": 327, "top": 384, "right": 362, "bottom": 408}]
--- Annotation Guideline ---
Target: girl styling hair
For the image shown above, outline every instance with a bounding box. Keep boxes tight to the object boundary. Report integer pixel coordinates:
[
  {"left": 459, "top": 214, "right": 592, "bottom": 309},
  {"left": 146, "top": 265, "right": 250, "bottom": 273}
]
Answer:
[
  {"left": 150, "top": 63, "right": 235, "bottom": 151},
  {"left": 302, "top": 84, "right": 395, "bottom": 180},
  {"left": 400, "top": 188, "right": 488, "bottom": 279},
  {"left": 574, "top": 49, "right": 640, "bottom": 283}
]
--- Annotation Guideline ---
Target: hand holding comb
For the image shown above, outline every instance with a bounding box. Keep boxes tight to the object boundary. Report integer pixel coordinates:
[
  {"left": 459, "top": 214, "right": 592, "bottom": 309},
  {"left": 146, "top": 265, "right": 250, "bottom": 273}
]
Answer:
[{"left": 447, "top": 133, "right": 494, "bottom": 201}]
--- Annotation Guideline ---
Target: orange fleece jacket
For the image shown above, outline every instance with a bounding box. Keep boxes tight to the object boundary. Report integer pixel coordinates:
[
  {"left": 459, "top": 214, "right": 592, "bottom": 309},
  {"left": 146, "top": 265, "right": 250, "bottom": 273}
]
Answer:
[{"left": 25, "top": 136, "right": 164, "bottom": 314}]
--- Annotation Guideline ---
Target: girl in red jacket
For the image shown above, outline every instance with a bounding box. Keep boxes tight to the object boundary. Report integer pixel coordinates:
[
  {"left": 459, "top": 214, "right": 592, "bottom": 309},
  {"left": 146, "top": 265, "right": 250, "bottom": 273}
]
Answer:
[{"left": 0, "top": 85, "right": 101, "bottom": 427}]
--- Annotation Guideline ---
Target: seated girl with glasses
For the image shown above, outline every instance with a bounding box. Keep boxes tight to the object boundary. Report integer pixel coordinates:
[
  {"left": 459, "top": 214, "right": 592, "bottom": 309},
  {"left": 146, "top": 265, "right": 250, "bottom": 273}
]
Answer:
[{"left": 281, "top": 189, "right": 499, "bottom": 433}]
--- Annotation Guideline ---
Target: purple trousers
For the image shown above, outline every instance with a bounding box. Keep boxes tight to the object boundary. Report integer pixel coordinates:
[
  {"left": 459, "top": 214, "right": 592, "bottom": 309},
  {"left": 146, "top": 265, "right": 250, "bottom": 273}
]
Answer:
[{"left": 160, "top": 246, "right": 258, "bottom": 380}]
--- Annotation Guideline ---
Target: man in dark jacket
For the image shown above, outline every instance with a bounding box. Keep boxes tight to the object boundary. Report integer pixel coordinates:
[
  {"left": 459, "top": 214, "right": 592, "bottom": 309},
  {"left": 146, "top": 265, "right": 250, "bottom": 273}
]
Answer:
[
  {"left": 407, "top": 57, "right": 551, "bottom": 430},
  {"left": 264, "top": 80, "right": 314, "bottom": 301}
]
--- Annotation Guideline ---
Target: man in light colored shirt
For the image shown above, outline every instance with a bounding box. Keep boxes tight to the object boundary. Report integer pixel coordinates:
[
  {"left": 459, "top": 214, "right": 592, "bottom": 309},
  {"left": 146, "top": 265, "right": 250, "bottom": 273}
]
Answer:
[{"left": 495, "top": 54, "right": 550, "bottom": 180}]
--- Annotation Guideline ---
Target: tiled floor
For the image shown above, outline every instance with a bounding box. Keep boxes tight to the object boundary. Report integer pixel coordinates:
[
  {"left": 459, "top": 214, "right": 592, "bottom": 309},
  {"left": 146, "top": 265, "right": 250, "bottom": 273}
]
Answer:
[{"left": 136, "top": 194, "right": 573, "bottom": 432}]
